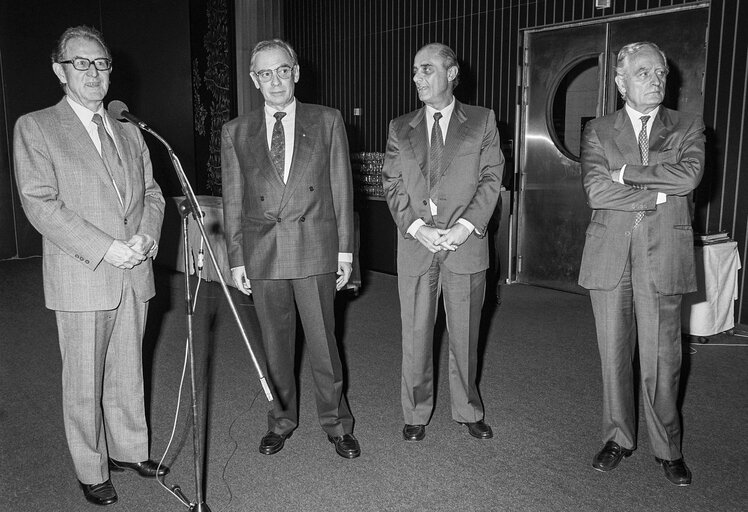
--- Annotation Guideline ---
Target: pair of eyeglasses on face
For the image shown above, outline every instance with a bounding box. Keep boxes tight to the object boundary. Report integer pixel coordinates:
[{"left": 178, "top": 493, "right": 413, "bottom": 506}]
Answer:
[
  {"left": 252, "top": 65, "right": 294, "bottom": 83},
  {"left": 59, "top": 57, "right": 112, "bottom": 71}
]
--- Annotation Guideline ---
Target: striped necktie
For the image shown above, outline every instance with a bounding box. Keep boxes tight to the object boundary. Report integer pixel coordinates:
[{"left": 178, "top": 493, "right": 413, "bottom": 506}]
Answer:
[{"left": 429, "top": 112, "right": 444, "bottom": 202}]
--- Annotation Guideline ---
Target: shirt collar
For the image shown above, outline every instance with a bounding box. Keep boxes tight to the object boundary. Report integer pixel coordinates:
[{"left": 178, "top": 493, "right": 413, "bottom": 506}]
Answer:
[
  {"left": 66, "top": 96, "right": 107, "bottom": 127},
  {"left": 624, "top": 103, "right": 659, "bottom": 126},
  {"left": 425, "top": 96, "right": 456, "bottom": 120},
  {"left": 264, "top": 98, "right": 297, "bottom": 119}
]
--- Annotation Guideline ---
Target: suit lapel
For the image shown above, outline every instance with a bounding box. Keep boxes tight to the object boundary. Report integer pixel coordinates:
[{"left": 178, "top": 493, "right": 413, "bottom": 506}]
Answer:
[
  {"left": 613, "top": 109, "right": 641, "bottom": 163},
  {"left": 647, "top": 107, "right": 672, "bottom": 160},
  {"left": 55, "top": 99, "right": 124, "bottom": 209},
  {"left": 246, "top": 111, "right": 285, "bottom": 193},
  {"left": 440, "top": 100, "right": 468, "bottom": 177},
  {"left": 280, "top": 101, "right": 316, "bottom": 212},
  {"left": 406, "top": 108, "right": 428, "bottom": 181}
]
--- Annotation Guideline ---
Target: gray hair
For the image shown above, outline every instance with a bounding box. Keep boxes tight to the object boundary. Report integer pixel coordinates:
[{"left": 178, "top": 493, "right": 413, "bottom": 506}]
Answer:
[
  {"left": 250, "top": 39, "right": 298, "bottom": 70},
  {"left": 51, "top": 25, "right": 111, "bottom": 63},
  {"left": 418, "top": 42, "right": 460, "bottom": 87},
  {"left": 615, "top": 41, "right": 668, "bottom": 78}
]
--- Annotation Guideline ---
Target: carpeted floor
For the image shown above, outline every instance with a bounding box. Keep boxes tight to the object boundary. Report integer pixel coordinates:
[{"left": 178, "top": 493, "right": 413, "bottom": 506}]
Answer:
[{"left": 1, "top": 257, "right": 746, "bottom": 511}]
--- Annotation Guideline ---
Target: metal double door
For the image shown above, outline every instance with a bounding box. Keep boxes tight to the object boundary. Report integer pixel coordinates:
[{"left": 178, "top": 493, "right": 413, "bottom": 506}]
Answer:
[{"left": 515, "top": 5, "right": 708, "bottom": 292}]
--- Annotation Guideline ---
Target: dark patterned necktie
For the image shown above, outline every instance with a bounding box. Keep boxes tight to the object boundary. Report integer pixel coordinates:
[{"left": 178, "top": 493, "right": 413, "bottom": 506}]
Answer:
[
  {"left": 270, "top": 111, "right": 287, "bottom": 181},
  {"left": 634, "top": 115, "right": 651, "bottom": 228},
  {"left": 92, "top": 113, "right": 124, "bottom": 205},
  {"left": 429, "top": 112, "right": 444, "bottom": 202}
]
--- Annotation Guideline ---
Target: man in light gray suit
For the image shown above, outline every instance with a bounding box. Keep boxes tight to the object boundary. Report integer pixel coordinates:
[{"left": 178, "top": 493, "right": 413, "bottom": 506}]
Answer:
[
  {"left": 579, "top": 42, "right": 705, "bottom": 486},
  {"left": 13, "top": 26, "right": 167, "bottom": 506}
]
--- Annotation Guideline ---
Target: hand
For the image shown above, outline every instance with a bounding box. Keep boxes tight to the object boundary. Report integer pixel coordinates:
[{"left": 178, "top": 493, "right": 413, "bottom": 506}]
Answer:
[
  {"left": 610, "top": 169, "right": 622, "bottom": 183},
  {"left": 127, "top": 233, "right": 158, "bottom": 258},
  {"left": 231, "top": 266, "right": 252, "bottom": 295},
  {"left": 414, "top": 225, "right": 446, "bottom": 253},
  {"left": 336, "top": 261, "right": 352, "bottom": 291},
  {"left": 434, "top": 224, "right": 470, "bottom": 251},
  {"left": 104, "top": 240, "right": 147, "bottom": 269}
]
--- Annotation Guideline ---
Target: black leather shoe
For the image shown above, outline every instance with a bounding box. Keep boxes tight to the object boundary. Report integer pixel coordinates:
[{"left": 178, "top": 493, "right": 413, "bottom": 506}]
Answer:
[
  {"left": 259, "top": 430, "right": 292, "bottom": 455},
  {"left": 109, "top": 458, "right": 169, "bottom": 478},
  {"left": 592, "top": 441, "right": 633, "bottom": 472},
  {"left": 461, "top": 420, "right": 493, "bottom": 439},
  {"left": 655, "top": 457, "right": 692, "bottom": 486},
  {"left": 80, "top": 479, "right": 118, "bottom": 506},
  {"left": 402, "top": 424, "right": 426, "bottom": 441},
  {"left": 327, "top": 433, "right": 361, "bottom": 459}
]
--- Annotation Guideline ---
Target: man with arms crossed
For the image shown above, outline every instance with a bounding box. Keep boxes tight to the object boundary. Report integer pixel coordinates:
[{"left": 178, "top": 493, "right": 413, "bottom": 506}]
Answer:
[{"left": 579, "top": 42, "right": 705, "bottom": 486}]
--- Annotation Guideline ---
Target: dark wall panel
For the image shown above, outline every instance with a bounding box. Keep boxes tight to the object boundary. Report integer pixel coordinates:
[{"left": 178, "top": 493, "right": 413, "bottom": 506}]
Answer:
[
  {"left": 700, "top": 0, "right": 748, "bottom": 325},
  {"left": 283, "top": 0, "right": 748, "bottom": 325}
]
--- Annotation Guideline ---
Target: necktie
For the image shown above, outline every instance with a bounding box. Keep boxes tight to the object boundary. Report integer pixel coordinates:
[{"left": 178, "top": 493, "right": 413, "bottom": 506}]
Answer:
[
  {"left": 634, "top": 115, "right": 651, "bottom": 228},
  {"left": 270, "top": 111, "right": 286, "bottom": 181},
  {"left": 429, "top": 112, "right": 444, "bottom": 202},
  {"left": 92, "top": 113, "right": 124, "bottom": 205}
]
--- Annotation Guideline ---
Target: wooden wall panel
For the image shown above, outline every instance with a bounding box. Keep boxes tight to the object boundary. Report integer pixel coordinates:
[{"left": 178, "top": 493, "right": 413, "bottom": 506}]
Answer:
[{"left": 282, "top": 0, "right": 748, "bottom": 325}]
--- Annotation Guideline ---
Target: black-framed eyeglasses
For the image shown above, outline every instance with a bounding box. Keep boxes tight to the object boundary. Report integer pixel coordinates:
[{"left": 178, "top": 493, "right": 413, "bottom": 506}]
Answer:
[
  {"left": 252, "top": 65, "right": 294, "bottom": 83},
  {"left": 59, "top": 57, "right": 112, "bottom": 71}
]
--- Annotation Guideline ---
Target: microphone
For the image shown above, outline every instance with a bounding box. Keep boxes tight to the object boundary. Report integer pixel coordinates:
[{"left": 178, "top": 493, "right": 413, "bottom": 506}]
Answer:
[{"left": 107, "top": 100, "right": 150, "bottom": 130}]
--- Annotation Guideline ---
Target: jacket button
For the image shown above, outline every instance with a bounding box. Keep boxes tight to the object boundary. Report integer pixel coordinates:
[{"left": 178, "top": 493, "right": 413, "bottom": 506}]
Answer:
[
  {"left": 309, "top": 186, "right": 314, "bottom": 191},
  {"left": 277, "top": 217, "right": 282, "bottom": 223},
  {"left": 124, "top": 218, "right": 128, "bottom": 225},
  {"left": 422, "top": 200, "right": 427, "bottom": 205},
  {"left": 260, "top": 196, "right": 265, "bottom": 201},
  {"left": 300, "top": 216, "right": 305, "bottom": 222},
  {"left": 85, "top": 259, "right": 90, "bottom": 264}
]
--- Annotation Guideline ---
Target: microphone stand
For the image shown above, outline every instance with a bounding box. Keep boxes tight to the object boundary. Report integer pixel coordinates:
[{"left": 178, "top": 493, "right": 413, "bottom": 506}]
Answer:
[{"left": 136, "top": 123, "right": 273, "bottom": 512}]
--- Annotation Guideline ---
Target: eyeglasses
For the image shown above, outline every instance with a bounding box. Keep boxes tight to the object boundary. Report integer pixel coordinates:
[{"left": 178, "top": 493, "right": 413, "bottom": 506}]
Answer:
[
  {"left": 59, "top": 57, "right": 112, "bottom": 71},
  {"left": 252, "top": 65, "right": 294, "bottom": 83}
]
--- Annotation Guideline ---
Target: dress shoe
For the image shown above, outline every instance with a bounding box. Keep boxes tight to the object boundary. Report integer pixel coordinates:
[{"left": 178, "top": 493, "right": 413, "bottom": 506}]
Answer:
[
  {"left": 259, "top": 430, "right": 292, "bottom": 455},
  {"left": 461, "top": 420, "right": 493, "bottom": 439},
  {"left": 327, "top": 433, "right": 361, "bottom": 459},
  {"left": 655, "top": 457, "right": 692, "bottom": 486},
  {"left": 109, "top": 458, "right": 170, "bottom": 478},
  {"left": 402, "top": 424, "right": 426, "bottom": 441},
  {"left": 80, "top": 479, "right": 118, "bottom": 506},
  {"left": 592, "top": 441, "right": 633, "bottom": 472}
]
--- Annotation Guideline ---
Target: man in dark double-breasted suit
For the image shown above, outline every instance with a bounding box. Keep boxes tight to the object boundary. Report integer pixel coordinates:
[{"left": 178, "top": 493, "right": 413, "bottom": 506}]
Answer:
[
  {"left": 579, "top": 42, "right": 705, "bottom": 486},
  {"left": 382, "top": 43, "right": 504, "bottom": 443},
  {"left": 221, "top": 39, "right": 360, "bottom": 459}
]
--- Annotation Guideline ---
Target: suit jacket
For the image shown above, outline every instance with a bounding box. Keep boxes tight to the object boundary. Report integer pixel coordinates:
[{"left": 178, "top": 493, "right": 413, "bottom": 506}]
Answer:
[
  {"left": 382, "top": 100, "right": 504, "bottom": 277},
  {"left": 13, "top": 98, "right": 164, "bottom": 311},
  {"left": 221, "top": 101, "right": 354, "bottom": 280},
  {"left": 578, "top": 107, "right": 705, "bottom": 294}
]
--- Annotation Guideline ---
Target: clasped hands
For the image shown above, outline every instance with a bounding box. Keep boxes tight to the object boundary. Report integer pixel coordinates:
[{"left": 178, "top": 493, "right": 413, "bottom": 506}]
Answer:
[
  {"left": 231, "top": 260, "right": 353, "bottom": 297},
  {"left": 104, "top": 234, "right": 158, "bottom": 270},
  {"left": 415, "top": 224, "right": 470, "bottom": 254}
]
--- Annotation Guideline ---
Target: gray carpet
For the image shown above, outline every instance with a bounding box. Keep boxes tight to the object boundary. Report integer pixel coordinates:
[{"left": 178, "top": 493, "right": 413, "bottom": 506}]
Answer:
[{"left": 1, "top": 257, "right": 747, "bottom": 511}]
